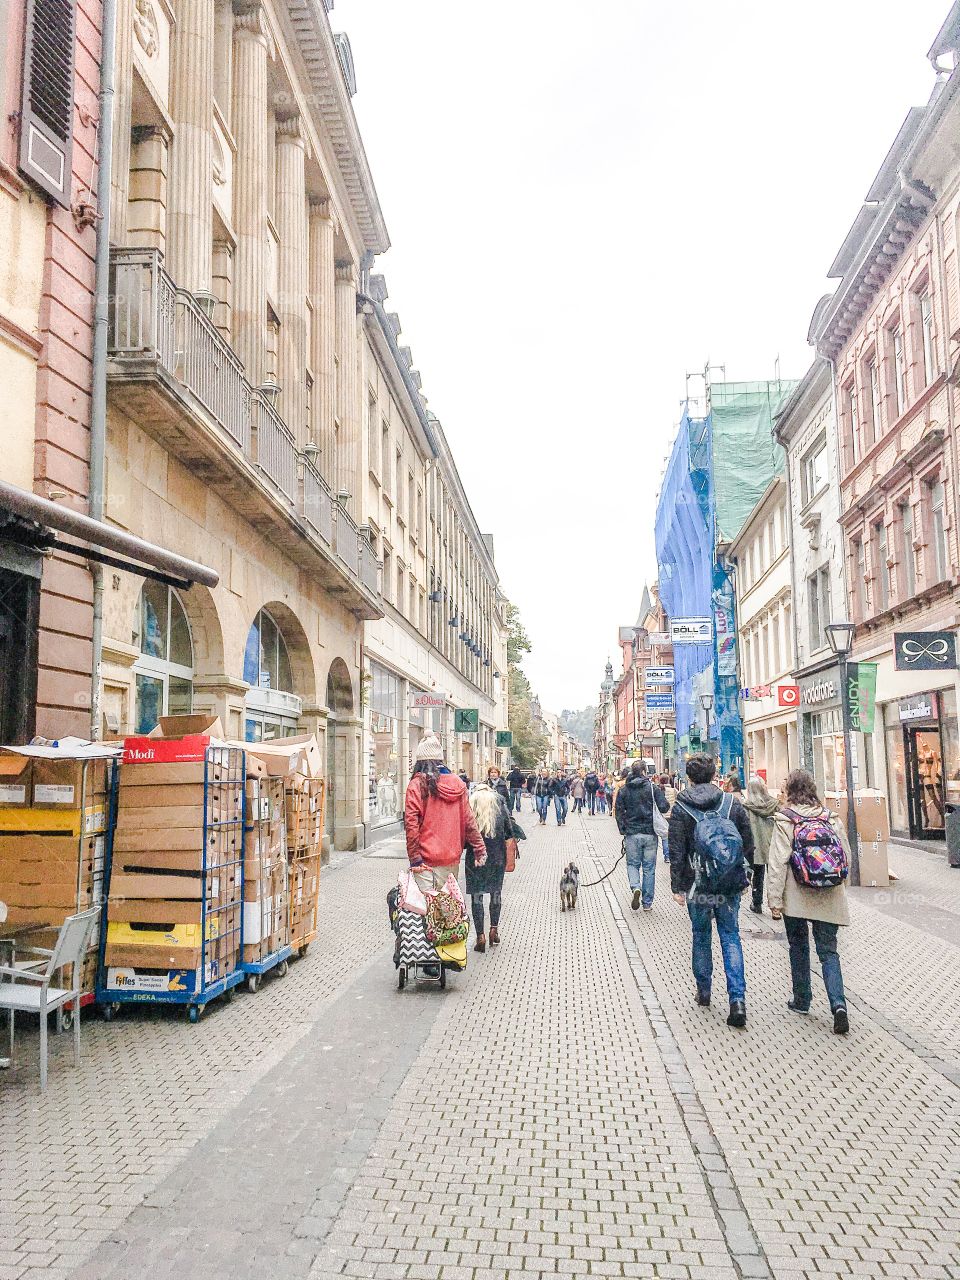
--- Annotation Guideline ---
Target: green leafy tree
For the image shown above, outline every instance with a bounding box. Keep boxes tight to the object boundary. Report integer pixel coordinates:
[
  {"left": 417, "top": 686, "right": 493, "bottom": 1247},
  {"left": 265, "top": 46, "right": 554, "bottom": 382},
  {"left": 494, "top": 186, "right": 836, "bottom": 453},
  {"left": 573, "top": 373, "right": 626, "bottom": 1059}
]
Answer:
[{"left": 506, "top": 605, "right": 549, "bottom": 768}]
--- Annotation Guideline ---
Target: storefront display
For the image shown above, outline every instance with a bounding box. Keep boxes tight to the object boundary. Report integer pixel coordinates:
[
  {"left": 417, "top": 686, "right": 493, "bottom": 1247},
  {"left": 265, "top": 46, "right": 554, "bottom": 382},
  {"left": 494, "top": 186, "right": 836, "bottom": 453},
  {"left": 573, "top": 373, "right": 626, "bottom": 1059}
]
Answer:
[
  {"left": 408, "top": 690, "right": 446, "bottom": 774},
  {"left": 369, "top": 664, "right": 404, "bottom": 827},
  {"left": 883, "top": 688, "right": 960, "bottom": 839}
]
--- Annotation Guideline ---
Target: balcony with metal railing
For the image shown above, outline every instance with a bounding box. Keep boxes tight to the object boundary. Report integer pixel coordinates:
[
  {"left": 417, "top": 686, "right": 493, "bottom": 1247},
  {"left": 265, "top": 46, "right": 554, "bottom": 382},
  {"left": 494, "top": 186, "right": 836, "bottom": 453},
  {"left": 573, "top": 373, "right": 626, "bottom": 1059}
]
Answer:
[{"left": 106, "top": 247, "right": 382, "bottom": 619}]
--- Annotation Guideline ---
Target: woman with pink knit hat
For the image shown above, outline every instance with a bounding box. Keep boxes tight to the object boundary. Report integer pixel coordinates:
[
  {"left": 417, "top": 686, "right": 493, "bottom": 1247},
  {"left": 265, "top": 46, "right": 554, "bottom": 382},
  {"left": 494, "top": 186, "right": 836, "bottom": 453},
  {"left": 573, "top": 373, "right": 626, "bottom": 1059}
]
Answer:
[{"left": 404, "top": 732, "right": 486, "bottom": 894}]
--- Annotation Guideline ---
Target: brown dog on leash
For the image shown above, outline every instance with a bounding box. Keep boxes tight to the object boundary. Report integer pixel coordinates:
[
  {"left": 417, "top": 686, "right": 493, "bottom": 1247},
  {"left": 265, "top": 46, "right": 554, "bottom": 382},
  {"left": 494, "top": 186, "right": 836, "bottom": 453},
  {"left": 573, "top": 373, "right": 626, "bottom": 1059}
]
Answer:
[{"left": 560, "top": 863, "right": 579, "bottom": 911}]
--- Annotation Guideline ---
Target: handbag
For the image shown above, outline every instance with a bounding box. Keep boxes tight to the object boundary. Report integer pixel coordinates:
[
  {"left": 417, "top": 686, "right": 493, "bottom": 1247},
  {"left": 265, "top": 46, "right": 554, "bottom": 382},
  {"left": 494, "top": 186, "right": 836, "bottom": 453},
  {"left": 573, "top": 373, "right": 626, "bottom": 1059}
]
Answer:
[
  {"left": 505, "top": 836, "right": 518, "bottom": 873},
  {"left": 650, "top": 780, "right": 669, "bottom": 840},
  {"left": 398, "top": 868, "right": 428, "bottom": 916}
]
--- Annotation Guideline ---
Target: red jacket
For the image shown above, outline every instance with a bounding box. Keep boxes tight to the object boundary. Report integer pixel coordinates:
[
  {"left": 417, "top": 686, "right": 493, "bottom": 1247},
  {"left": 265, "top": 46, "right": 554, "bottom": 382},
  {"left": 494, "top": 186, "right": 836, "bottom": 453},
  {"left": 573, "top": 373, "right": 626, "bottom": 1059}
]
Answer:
[{"left": 404, "top": 773, "right": 486, "bottom": 870}]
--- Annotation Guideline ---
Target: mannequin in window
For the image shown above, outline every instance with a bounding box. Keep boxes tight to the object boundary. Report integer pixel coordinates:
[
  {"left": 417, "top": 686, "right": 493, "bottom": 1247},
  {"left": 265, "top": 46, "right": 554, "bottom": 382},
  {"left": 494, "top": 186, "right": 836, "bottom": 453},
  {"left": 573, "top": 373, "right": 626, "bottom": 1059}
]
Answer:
[{"left": 918, "top": 743, "right": 944, "bottom": 823}]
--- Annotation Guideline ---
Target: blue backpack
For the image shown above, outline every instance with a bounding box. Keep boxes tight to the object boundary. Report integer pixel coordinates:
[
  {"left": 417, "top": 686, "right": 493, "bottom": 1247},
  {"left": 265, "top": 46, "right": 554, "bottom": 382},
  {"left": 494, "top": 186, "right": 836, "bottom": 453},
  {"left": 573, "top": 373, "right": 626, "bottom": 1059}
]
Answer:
[{"left": 676, "top": 794, "right": 749, "bottom": 897}]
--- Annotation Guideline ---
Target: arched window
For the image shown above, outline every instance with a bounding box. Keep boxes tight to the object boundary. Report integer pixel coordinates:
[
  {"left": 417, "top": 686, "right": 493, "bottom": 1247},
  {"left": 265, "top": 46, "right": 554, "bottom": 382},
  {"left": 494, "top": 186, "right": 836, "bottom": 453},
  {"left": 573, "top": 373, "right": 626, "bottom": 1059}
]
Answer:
[
  {"left": 132, "top": 583, "right": 194, "bottom": 733},
  {"left": 243, "top": 608, "right": 300, "bottom": 741}
]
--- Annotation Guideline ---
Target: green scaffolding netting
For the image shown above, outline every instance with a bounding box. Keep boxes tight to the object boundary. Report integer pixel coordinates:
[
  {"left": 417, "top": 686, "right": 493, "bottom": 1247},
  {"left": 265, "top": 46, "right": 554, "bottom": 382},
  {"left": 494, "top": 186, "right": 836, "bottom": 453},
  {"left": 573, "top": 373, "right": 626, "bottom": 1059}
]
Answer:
[{"left": 710, "top": 380, "right": 794, "bottom": 543}]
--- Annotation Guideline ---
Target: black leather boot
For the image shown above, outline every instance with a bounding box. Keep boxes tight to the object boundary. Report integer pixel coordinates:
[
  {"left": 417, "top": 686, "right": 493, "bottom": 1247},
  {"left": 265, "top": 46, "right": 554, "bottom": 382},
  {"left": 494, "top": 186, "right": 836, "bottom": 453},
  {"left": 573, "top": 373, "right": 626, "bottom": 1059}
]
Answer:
[{"left": 727, "top": 1000, "right": 747, "bottom": 1028}]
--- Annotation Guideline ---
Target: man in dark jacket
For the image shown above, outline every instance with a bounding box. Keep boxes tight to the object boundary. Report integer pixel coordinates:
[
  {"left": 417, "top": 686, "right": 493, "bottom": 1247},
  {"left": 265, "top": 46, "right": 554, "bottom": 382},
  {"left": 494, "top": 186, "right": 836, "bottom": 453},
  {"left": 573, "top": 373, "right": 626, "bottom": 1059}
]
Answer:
[
  {"left": 615, "top": 760, "right": 670, "bottom": 911},
  {"left": 550, "top": 771, "right": 570, "bottom": 825},
  {"left": 506, "top": 765, "right": 524, "bottom": 812},
  {"left": 668, "top": 753, "right": 754, "bottom": 1028},
  {"left": 532, "top": 769, "right": 552, "bottom": 824},
  {"left": 583, "top": 769, "right": 600, "bottom": 815}
]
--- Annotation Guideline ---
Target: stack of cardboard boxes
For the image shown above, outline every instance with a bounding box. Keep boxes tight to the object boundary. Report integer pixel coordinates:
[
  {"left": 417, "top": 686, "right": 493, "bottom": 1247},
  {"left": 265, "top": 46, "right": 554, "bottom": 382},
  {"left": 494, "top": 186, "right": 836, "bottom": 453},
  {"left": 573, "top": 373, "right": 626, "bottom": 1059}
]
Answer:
[
  {"left": 242, "top": 771, "right": 289, "bottom": 965},
  {"left": 825, "top": 790, "right": 891, "bottom": 887},
  {"left": 103, "top": 718, "right": 245, "bottom": 996},
  {"left": 0, "top": 751, "right": 111, "bottom": 997},
  {"left": 241, "top": 736, "right": 323, "bottom": 955}
]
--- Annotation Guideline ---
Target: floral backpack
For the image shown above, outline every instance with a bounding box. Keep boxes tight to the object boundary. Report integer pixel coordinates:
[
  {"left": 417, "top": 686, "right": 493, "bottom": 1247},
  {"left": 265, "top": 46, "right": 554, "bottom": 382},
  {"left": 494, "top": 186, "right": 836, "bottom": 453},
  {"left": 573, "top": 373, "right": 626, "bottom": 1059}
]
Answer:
[{"left": 782, "top": 807, "right": 848, "bottom": 890}]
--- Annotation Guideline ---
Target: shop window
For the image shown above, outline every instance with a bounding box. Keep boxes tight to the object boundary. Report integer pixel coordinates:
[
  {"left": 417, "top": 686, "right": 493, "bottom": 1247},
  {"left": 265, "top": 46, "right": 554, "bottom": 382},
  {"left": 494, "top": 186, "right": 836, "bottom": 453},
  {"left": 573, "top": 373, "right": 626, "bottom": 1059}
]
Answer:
[
  {"left": 132, "top": 583, "right": 194, "bottom": 733},
  {"left": 369, "top": 663, "right": 404, "bottom": 826}
]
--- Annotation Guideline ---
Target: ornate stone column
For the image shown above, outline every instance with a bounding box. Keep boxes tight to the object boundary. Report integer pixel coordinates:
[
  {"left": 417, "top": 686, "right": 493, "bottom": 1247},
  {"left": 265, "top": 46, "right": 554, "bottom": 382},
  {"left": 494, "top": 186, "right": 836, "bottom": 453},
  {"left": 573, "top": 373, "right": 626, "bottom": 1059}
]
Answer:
[
  {"left": 167, "top": 0, "right": 215, "bottom": 291},
  {"left": 308, "top": 198, "right": 336, "bottom": 479},
  {"left": 230, "top": 4, "right": 269, "bottom": 385},
  {"left": 110, "top": 0, "right": 133, "bottom": 240},
  {"left": 275, "top": 116, "right": 308, "bottom": 442},
  {"left": 334, "top": 259, "right": 359, "bottom": 510}
]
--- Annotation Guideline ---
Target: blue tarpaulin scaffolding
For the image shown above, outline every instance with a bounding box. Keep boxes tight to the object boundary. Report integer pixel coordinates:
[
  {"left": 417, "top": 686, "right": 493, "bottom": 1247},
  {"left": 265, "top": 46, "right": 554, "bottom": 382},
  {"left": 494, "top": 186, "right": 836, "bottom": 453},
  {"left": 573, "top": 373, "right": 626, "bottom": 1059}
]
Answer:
[{"left": 655, "top": 380, "right": 793, "bottom": 772}]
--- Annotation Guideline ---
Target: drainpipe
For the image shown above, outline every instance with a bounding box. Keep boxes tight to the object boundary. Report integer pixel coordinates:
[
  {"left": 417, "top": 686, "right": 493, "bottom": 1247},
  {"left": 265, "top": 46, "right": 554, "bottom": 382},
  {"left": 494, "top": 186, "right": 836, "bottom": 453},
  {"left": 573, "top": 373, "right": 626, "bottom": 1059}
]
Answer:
[{"left": 89, "top": 0, "right": 117, "bottom": 739}]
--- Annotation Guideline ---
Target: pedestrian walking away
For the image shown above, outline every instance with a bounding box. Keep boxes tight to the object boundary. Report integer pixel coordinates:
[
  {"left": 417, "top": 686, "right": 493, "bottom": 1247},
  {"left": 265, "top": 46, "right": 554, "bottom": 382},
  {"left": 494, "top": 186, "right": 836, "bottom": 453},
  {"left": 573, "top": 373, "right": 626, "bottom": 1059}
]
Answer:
[
  {"left": 766, "top": 768, "right": 852, "bottom": 1034},
  {"left": 533, "top": 768, "right": 552, "bottom": 825},
  {"left": 658, "top": 774, "right": 676, "bottom": 863},
  {"left": 603, "top": 774, "right": 614, "bottom": 814},
  {"left": 466, "top": 782, "right": 514, "bottom": 952},
  {"left": 551, "top": 770, "right": 570, "bottom": 825},
  {"left": 615, "top": 760, "right": 670, "bottom": 911},
  {"left": 506, "top": 764, "right": 524, "bottom": 812},
  {"left": 569, "top": 773, "right": 586, "bottom": 814},
  {"left": 596, "top": 774, "right": 609, "bottom": 814},
  {"left": 584, "top": 768, "right": 600, "bottom": 814},
  {"left": 668, "top": 753, "right": 754, "bottom": 1027},
  {"left": 742, "top": 776, "right": 779, "bottom": 914}
]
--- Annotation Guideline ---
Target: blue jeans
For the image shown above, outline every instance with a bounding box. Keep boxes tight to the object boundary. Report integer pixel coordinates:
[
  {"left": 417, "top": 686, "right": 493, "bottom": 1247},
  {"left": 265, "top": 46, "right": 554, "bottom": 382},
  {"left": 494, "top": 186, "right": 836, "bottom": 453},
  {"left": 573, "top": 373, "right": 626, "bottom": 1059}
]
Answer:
[
  {"left": 625, "top": 832, "right": 658, "bottom": 906},
  {"left": 661, "top": 837, "right": 670, "bottom": 862},
  {"left": 535, "top": 795, "right": 550, "bottom": 821},
  {"left": 783, "top": 916, "right": 846, "bottom": 1011},
  {"left": 587, "top": 791, "right": 597, "bottom": 814},
  {"left": 554, "top": 795, "right": 568, "bottom": 823},
  {"left": 687, "top": 894, "right": 746, "bottom": 1001},
  {"left": 509, "top": 787, "right": 522, "bottom": 812}
]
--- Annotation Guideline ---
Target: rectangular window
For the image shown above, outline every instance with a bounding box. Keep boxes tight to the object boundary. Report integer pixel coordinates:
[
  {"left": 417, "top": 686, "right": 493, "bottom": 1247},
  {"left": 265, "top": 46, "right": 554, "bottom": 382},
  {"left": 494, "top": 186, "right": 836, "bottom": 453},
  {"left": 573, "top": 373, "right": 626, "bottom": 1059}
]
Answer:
[
  {"left": 919, "top": 291, "right": 935, "bottom": 387},
  {"left": 846, "top": 382, "right": 860, "bottom": 464},
  {"left": 900, "top": 501, "right": 915, "bottom": 599},
  {"left": 382, "top": 547, "right": 392, "bottom": 604},
  {"left": 807, "top": 570, "right": 822, "bottom": 651},
  {"left": 874, "top": 520, "right": 889, "bottom": 611},
  {"left": 381, "top": 423, "right": 390, "bottom": 492},
  {"left": 891, "top": 325, "right": 906, "bottom": 417},
  {"left": 801, "top": 437, "right": 827, "bottom": 505},
  {"left": 867, "top": 357, "right": 881, "bottom": 439},
  {"left": 395, "top": 449, "right": 403, "bottom": 517},
  {"left": 927, "top": 479, "right": 947, "bottom": 583},
  {"left": 367, "top": 393, "right": 378, "bottom": 475},
  {"left": 397, "top": 564, "right": 404, "bottom": 613},
  {"left": 854, "top": 539, "right": 866, "bottom": 619},
  {"left": 408, "top": 472, "right": 416, "bottom": 537}
]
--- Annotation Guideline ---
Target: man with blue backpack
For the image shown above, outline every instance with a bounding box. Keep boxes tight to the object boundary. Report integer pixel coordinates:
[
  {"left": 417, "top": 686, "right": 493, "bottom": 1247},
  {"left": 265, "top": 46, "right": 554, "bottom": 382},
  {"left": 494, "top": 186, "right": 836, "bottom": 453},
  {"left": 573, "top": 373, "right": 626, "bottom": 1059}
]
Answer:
[{"left": 668, "top": 753, "right": 755, "bottom": 1028}]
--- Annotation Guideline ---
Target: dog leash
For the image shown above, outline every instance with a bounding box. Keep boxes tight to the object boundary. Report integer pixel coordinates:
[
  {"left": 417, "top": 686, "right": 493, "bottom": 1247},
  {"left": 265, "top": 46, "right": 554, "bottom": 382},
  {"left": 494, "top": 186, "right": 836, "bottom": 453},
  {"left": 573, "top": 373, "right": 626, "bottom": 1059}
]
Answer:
[{"left": 577, "top": 837, "right": 626, "bottom": 889}]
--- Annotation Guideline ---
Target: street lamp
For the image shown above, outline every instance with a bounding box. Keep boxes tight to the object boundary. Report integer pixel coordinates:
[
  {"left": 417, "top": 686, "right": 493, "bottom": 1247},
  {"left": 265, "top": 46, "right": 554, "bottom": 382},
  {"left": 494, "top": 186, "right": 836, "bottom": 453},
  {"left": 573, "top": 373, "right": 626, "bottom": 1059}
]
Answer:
[
  {"left": 825, "top": 620, "right": 861, "bottom": 886},
  {"left": 657, "top": 717, "right": 667, "bottom": 771}
]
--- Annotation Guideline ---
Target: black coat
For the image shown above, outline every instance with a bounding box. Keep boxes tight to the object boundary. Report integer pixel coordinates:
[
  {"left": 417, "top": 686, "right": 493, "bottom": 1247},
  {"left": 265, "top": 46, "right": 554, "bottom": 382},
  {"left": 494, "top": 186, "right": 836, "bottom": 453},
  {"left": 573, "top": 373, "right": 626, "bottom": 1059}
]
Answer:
[
  {"left": 506, "top": 768, "right": 524, "bottom": 788},
  {"left": 550, "top": 777, "right": 570, "bottom": 797},
  {"left": 667, "top": 783, "right": 755, "bottom": 896},
  {"left": 488, "top": 777, "right": 510, "bottom": 805},
  {"left": 614, "top": 774, "right": 670, "bottom": 835},
  {"left": 532, "top": 774, "right": 552, "bottom": 797},
  {"left": 465, "top": 796, "right": 510, "bottom": 896},
  {"left": 584, "top": 772, "right": 600, "bottom": 793}
]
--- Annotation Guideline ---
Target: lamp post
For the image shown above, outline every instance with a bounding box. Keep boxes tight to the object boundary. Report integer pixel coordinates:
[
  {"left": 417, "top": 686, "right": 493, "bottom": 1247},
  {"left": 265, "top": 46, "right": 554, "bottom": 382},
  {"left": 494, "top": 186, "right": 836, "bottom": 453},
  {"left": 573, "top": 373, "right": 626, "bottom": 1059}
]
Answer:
[
  {"left": 657, "top": 717, "right": 667, "bottom": 772},
  {"left": 825, "top": 620, "right": 861, "bottom": 887},
  {"left": 699, "top": 693, "right": 714, "bottom": 760}
]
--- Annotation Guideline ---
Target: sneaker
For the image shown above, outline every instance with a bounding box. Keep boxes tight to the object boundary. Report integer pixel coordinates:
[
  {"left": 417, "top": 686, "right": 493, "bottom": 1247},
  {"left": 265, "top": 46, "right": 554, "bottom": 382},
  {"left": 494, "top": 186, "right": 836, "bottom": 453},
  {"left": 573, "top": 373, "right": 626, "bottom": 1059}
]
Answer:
[
  {"left": 749, "top": 903, "right": 763, "bottom": 915},
  {"left": 727, "top": 1000, "right": 747, "bottom": 1028},
  {"left": 787, "top": 999, "right": 810, "bottom": 1014},
  {"left": 642, "top": 903, "right": 653, "bottom": 912},
  {"left": 695, "top": 989, "right": 711, "bottom": 1007},
  {"left": 833, "top": 1006, "right": 849, "bottom": 1035},
  {"left": 631, "top": 890, "right": 641, "bottom": 911}
]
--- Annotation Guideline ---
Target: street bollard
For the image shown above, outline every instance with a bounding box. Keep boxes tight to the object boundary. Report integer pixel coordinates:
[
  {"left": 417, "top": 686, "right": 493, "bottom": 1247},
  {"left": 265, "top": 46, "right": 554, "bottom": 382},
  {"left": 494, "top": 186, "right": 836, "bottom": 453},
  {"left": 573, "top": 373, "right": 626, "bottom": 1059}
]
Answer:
[{"left": 946, "top": 804, "right": 960, "bottom": 868}]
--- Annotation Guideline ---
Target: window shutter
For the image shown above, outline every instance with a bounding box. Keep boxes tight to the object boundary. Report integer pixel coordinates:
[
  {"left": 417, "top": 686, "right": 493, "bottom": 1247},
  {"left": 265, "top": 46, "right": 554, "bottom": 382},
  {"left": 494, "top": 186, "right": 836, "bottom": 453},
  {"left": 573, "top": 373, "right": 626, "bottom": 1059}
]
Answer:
[{"left": 19, "top": 0, "right": 76, "bottom": 207}]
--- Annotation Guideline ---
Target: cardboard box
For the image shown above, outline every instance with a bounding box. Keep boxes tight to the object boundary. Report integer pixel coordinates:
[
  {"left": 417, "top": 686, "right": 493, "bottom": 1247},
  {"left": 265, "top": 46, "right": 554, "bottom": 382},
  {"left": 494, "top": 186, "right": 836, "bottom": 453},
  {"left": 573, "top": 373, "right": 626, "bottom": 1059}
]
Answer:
[
  {"left": 0, "top": 754, "right": 31, "bottom": 806},
  {"left": 108, "top": 898, "right": 205, "bottom": 925},
  {"left": 112, "top": 825, "right": 230, "bottom": 853},
  {"left": 4, "top": 883, "right": 94, "bottom": 909},
  {"left": 118, "top": 783, "right": 242, "bottom": 813},
  {"left": 31, "top": 757, "right": 109, "bottom": 806},
  {"left": 109, "top": 871, "right": 206, "bottom": 900},
  {"left": 824, "top": 791, "right": 890, "bottom": 842},
  {"left": 123, "top": 715, "right": 225, "bottom": 764},
  {"left": 121, "top": 761, "right": 217, "bottom": 787},
  {"left": 858, "top": 839, "right": 891, "bottom": 889},
  {"left": 241, "top": 734, "right": 321, "bottom": 780},
  {"left": 116, "top": 804, "right": 209, "bottom": 831},
  {"left": 104, "top": 943, "right": 202, "bottom": 969}
]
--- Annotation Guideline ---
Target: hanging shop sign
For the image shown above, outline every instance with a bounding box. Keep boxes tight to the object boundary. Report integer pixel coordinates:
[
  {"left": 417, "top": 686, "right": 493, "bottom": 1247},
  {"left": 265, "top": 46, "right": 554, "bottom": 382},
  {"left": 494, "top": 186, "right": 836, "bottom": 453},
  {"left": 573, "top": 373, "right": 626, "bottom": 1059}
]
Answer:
[
  {"left": 495, "top": 730, "right": 513, "bottom": 747},
  {"left": 645, "top": 667, "right": 675, "bottom": 686},
  {"left": 409, "top": 690, "right": 446, "bottom": 711},
  {"left": 713, "top": 598, "right": 737, "bottom": 677},
  {"left": 846, "top": 663, "right": 877, "bottom": 734},
  {"left": 800, "top": 676, "right": 838, "bottom": 707},
  {"left": 670, "top": 617, "right": 712, "bottom": 644},
  {"left": 898, "top": 692, "right": 938, "bottom": 723},
  {"left": 777, "top": 684, "right": 800, "bottom": 708},
  {"left": 644, "top": 692, "right": 675, "bottom": 710},
  {"left": 894, "top": 631, "right": 958, "bottom": 672},
  {"left": 646, "top": 632, "right": 670, "bottom": 645},
  {"left": 454, "top": 708, "right": 480, "bottom": 733}
]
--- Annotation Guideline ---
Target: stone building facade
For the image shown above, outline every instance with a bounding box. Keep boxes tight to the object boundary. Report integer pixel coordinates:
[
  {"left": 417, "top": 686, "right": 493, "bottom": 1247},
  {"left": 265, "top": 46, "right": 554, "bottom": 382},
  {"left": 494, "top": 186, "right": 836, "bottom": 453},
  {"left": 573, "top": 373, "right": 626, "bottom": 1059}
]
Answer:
[
  {"left": 0, "top": 0, "right": 103, "bottom": 739},
  {"left": 727, "top": 476, "right": 798, "bottom": 787},
  {"left": 811, "top": 17, "right": 960, "bottom": 838}
]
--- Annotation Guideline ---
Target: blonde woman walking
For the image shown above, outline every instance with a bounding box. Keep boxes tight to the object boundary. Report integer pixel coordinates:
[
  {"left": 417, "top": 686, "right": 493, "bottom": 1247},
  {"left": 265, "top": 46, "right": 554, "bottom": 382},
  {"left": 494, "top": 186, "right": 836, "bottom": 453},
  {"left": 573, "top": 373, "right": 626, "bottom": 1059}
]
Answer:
[{"left": 466, "top": 781, "right": 512, "bottom": 952}]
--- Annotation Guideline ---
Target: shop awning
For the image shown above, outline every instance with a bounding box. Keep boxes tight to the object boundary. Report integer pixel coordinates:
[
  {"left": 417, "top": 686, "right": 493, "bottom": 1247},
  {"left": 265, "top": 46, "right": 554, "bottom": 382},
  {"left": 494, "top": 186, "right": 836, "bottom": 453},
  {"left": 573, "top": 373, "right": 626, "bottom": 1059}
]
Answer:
[{"left": 0, "top": 479, "right": 219, "bottom": 589}]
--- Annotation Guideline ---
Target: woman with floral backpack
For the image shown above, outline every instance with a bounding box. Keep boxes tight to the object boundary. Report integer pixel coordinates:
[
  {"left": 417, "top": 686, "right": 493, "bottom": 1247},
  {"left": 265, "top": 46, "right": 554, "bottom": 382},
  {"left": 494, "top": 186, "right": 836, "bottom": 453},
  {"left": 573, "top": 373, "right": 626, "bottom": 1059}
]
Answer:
[{"left": 766, "top": 769, "right": 852, "bottom": 1034}]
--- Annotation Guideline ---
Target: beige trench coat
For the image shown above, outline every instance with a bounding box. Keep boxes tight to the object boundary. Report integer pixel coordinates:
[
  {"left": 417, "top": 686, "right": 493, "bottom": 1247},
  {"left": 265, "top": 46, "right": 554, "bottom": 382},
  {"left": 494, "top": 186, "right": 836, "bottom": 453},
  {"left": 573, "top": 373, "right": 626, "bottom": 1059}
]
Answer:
[{"left": 766, "top": 804, "right": 851, "bottom": 926}]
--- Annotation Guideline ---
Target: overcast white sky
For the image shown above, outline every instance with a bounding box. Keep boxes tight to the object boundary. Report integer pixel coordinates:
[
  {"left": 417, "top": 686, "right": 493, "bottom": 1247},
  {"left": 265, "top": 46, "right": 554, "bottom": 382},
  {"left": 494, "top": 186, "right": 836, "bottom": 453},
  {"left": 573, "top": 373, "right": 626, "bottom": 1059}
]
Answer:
[{"left": 339, "top": 0, "right": 949, "bottom": 711}]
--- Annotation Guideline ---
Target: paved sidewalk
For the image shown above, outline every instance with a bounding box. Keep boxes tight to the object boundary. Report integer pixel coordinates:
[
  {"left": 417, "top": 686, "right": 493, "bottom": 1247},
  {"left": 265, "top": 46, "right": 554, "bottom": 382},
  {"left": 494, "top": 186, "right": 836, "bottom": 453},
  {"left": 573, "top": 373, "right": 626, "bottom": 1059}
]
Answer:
[{"left": 0, "top": 807, "right": 958, "bottom": 1279}]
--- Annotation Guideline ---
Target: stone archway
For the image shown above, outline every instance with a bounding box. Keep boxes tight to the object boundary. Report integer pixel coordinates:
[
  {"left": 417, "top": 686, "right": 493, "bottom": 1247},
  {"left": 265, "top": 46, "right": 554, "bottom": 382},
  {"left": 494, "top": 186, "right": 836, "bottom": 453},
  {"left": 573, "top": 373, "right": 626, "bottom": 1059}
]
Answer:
[
  {"left": 326, "top": 656, "right": 354, "bottom": 716},
  {"left": 324, "top": 655, "right": 361, "bottom": 853}
]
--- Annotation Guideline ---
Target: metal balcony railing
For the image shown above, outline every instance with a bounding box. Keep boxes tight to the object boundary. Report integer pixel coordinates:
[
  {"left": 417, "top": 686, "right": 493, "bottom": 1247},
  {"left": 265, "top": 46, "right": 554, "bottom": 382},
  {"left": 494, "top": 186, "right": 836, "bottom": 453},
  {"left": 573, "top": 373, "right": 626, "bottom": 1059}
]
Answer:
[
  {"left": 302, "top": 459, "right": 334, "bottom": 545},
  {"left": 252, "top": 394, "right": 298, "bottom": 504},
  {"left": 107, "top": 247, "right": 381, "bottom": 610}
]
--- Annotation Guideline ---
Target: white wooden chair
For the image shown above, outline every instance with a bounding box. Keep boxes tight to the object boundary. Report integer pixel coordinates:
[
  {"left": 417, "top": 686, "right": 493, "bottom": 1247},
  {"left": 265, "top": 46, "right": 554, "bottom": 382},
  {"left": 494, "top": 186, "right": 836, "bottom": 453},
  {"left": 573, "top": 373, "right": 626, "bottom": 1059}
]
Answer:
[{"left": 0, "top": 908, "right": 100, "bottom": 1091}]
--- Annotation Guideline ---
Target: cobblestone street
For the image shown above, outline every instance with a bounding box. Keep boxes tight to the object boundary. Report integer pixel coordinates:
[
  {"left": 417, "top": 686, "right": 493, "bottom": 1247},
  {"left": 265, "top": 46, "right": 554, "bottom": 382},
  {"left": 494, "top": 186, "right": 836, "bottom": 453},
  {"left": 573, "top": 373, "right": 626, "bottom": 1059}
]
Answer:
[{"left": 2, "top": 805, "right": 959, "bottom": 1280}]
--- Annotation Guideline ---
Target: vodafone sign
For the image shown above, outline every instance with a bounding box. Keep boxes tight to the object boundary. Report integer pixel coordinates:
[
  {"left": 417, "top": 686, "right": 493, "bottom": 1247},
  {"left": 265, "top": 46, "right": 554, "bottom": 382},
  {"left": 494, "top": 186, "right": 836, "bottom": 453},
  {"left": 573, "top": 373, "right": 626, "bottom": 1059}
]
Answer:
[{"left": 777, "top": 684, "right": 800, "bottom": 708}]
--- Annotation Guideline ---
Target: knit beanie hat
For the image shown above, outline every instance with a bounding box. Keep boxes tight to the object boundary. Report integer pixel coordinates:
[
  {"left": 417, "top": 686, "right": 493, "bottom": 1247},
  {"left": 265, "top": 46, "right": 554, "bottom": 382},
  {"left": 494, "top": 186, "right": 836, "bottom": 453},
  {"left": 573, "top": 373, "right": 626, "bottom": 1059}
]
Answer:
[{"left": 415, "top": 732, "right": 444, "bottom": 763}]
